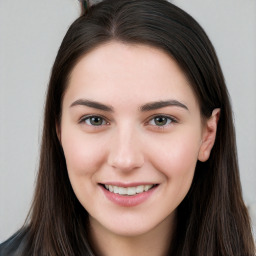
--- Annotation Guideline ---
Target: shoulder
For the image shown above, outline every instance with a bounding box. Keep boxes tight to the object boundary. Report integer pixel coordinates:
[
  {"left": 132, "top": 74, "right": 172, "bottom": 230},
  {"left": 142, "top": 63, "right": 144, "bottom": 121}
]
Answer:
[{"left": 0, "top": 228, "right": 29, "bottom": 256}]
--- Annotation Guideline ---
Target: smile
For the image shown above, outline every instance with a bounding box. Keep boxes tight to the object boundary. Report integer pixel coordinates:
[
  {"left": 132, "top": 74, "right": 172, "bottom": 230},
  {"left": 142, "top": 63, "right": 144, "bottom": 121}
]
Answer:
[
  {"left": 103, "top": 184, "right": 156, "bottom": 196},
  {"left": 100, "top": 183, "right": 159, "bottom": 207}
]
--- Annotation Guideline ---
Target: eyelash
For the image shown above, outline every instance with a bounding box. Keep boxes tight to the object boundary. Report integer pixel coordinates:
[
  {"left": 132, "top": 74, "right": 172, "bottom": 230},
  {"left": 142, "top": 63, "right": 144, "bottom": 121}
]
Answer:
[
  {"left": 79, "top": 115, "right": 110, "bottom": 126},
  {"left": 79, "top": 114, "right": 178, "bottom": 129},
  {"left": 146, "top": 115, "right": 178, "bottom": 130}
]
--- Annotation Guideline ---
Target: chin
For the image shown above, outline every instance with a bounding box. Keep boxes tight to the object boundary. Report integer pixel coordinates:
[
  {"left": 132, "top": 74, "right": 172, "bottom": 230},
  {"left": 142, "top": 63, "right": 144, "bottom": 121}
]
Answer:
[
  {"left": 89, "top": 211, "right": 175, "bottom": 239},
  {"left": 105, "top": 224, "right": 158, "bottom": 238}
]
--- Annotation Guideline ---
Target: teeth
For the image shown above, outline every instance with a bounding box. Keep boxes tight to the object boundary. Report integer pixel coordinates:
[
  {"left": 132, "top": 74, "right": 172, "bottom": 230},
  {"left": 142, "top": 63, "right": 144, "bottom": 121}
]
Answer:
[
  {"left": 114, "top": 186, "right": 119, "bottom": 193},
  {"left": 127, "top": 187, "right": 136, "bottom": 196},
  {"left": 136, "top": 185, "right": 144, "bottom": 193},
  {"left": 104, "top": 184, "right": 154, "bottom": 196},
  {"left": 119, "top": 187, "right": 127, "bottom": 195},
  {"left": 144, "top": 185, "right": 151, "bottom": 191}
]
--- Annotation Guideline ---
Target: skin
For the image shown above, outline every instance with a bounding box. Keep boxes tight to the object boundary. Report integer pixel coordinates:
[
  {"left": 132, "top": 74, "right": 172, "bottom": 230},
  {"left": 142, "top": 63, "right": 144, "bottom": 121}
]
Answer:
[{"left": 58, "top": 41, "right": 219, "bottom": 256}]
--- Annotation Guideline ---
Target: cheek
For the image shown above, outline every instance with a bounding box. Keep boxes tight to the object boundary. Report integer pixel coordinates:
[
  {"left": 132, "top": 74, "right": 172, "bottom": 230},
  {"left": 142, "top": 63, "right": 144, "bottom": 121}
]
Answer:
[
  {"left": 61, "top": 129, "right": 107, "bottom": 177},
  {"left": 148, "top": 129, "right": 201, "bottom": 181},
  {"left": 61, "top": 129, "right": 109, "bottom": 206},
  {"left": 151, "top": 132, "right": 201, "bottom": 208}
]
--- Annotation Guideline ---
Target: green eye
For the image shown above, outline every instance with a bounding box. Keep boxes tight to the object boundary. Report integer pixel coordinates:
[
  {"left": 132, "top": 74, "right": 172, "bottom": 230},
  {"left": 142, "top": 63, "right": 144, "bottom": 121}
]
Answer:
[
  {"left": 149, "top": 116, "right": 173, "bottom": 126},
  {"left": 84, "top": 116, "right": 107, "bottom": 126}
]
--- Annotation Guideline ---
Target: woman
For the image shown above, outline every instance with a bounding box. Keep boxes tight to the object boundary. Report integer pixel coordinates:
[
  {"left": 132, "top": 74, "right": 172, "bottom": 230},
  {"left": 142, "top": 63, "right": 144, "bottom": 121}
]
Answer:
[{"left": 1, "top": 0, "right": 255, "bottom": 255}]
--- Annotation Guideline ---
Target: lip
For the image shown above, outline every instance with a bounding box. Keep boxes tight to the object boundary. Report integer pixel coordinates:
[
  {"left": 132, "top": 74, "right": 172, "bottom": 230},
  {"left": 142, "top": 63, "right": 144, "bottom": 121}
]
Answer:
[
  {"left": 103, "top": 182, "right": 156, "bottom": 187},
  {"left": 99, "top": 183, "right": 158, "bottom": 207}
]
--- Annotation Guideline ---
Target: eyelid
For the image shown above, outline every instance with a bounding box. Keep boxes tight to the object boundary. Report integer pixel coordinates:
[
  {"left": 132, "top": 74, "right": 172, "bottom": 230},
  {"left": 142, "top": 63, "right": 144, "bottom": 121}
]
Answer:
[
  {"left": 77, "top": 113, "right": 178, "bottom": 129},
  {"left": 145, "top": 114, "right": 178, "bottom": 126},
  {"left": 78, "top": 114, "right": 110, "bottom": 125}
]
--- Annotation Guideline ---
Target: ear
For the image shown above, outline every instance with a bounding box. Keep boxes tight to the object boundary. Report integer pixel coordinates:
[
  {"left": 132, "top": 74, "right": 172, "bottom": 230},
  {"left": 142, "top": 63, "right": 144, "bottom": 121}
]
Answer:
[
  {"left": 56, "top": 121, "right": 62, "bottom": 144},
  {"left": 198, "top": 108, "right": 220, "bottom": 162}
]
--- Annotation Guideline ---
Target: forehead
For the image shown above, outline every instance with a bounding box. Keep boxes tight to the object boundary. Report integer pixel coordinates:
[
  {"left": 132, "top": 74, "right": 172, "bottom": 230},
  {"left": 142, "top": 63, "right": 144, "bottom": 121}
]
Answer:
[{"left": 64, "top": 41, "right": 198, "bottom": 110}]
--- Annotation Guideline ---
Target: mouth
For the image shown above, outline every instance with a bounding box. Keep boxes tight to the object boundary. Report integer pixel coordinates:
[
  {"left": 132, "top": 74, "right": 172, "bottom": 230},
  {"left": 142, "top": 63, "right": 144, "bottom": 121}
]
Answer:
[{"left": 100, "top": 184, "right": 158, "bottom": 196}]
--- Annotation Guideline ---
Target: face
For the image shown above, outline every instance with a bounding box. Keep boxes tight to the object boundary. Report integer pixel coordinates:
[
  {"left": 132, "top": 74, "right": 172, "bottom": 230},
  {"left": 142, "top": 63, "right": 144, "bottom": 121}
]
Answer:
[{"left": 59, "top": 41, "right": 216, "bottom": 238}]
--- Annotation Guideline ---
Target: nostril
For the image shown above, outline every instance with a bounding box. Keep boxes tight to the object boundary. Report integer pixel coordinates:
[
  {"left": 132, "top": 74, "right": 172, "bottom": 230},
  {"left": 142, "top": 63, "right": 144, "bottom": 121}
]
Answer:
[
  {"left": 107, "top": 132, "right": 145, "bottom": 171},
  {"left": 108, "top": 152, "right": 144, "bottom": 171}
]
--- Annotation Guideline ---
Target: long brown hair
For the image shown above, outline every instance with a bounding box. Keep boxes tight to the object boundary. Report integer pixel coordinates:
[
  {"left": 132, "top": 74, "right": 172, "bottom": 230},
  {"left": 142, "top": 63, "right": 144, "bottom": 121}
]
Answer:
[{"left": 12, "top": 0, "right": 256, "bottom": 255}]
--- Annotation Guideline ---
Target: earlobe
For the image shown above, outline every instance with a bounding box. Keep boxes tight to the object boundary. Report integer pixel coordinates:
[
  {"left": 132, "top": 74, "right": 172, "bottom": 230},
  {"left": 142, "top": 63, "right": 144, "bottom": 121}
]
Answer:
[{"left": 198, "top": 108, "right": 220, "bottom": 162}]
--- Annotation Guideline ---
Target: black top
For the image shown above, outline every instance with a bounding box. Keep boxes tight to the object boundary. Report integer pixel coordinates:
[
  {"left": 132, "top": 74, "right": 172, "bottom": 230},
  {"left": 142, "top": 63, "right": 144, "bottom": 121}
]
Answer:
[
  {"left": 0, "top": 227, "right": 96, "bottom": 256},
  {"left": 0, "top": 228, "right": 28, "bottom": 256}
]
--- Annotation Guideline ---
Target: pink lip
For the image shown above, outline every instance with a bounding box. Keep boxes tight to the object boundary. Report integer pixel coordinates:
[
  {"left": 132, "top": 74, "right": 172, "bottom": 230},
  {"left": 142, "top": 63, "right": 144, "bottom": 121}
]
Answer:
[
  {"left": 103, "top": 182, "right": 156, "bottom": 188},
  {"left": 99, "top": 184, "right": 158, "bottom": 207}
]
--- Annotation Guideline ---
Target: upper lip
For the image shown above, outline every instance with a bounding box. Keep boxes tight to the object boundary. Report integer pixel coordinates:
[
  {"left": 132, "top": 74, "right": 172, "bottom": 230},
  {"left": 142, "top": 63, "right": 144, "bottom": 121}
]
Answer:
[{"left": 99, "top": 182, "right": 158, "bottom": 188}]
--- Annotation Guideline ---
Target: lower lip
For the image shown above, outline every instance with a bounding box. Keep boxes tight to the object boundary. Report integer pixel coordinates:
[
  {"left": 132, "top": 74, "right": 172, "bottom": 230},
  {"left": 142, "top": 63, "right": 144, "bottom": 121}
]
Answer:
[{"left": 100, "top": 185, "right": 158, "bottom": 207}]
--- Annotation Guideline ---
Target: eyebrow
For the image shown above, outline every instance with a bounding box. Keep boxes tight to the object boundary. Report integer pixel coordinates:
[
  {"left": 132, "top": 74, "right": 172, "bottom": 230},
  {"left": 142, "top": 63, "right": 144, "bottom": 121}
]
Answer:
[
  {"left": 70, "top": 99, "right": 114, "bottom": 112},
  {"left": 140, "top": 100, "right": 188, "bottom": 112},
  {"left": 70, "top": 99, "right": 188, "bottom": 112}
]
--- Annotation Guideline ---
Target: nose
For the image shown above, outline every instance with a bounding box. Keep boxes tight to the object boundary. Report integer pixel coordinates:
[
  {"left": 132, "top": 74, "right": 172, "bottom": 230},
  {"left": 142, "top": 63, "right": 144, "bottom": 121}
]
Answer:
[{"left": 107, "top": 126, "right": 144, "bottom": 172}]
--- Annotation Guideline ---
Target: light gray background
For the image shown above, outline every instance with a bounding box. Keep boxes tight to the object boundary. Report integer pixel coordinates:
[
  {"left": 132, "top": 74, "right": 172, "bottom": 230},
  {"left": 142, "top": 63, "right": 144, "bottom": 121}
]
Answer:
[{"left": 0, "top": 0, "right": 255, "bottom": 242}]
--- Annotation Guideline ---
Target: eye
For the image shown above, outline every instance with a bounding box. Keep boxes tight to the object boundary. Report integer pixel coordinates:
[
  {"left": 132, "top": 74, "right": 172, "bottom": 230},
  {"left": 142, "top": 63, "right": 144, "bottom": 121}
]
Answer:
[
  {"left": 148, "top": 115, "right": 175, "bottom": 127},
  {"left": 80, "top": 115, "right": 108, "bottom": 126}
]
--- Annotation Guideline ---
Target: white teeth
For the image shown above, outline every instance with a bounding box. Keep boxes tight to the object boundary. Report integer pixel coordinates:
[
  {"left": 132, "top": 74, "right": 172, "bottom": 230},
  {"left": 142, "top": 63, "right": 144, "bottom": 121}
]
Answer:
[
  {"left": 144, "top": 185, "right": 151, "bottom": 191},
  {"left": 114, "top": 186, "right": 119, "bottom": 193},
  {"left": 104, "top": 184, "right": 154, "bottom": 196},
  {"left": 136, "top": 185, "right": 144, "bottom": 193},
  {"left": 119, "top": 187, "right": 128, "bottom": 195},
  {"left": 127, "top": 187, "right": 136, "bottom": 196}
]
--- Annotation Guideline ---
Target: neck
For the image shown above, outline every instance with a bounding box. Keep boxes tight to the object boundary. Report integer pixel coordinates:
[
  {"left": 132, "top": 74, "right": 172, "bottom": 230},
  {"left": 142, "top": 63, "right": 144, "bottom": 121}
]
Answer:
[{"left": 88, "top": 213, "right": 176, "bottom": 256}]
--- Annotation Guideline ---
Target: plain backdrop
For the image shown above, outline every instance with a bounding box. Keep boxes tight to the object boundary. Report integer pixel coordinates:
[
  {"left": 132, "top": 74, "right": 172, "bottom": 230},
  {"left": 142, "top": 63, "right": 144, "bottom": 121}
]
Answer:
[{"left": 0, "top": 0, "right": 255, "bottom": 242}]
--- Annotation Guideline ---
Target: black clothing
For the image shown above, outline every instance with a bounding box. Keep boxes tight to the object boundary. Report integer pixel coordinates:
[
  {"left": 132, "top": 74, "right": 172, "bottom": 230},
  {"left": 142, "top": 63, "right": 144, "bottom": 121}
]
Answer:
[{"left": 0, "top": 228, "right": 28, "bottom": 256}]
